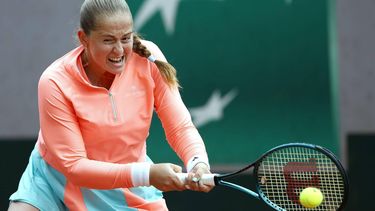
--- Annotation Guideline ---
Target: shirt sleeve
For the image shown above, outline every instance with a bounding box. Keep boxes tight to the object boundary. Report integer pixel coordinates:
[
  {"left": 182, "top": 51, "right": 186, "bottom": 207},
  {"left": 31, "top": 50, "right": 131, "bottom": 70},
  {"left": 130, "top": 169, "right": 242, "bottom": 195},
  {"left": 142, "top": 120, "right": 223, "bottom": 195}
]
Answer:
[
  {"left": 38, "top": 74, "right": 137, "bottom": 189},
  {"left": 147, "top": 43, "right": 210, "bottom": 168}
]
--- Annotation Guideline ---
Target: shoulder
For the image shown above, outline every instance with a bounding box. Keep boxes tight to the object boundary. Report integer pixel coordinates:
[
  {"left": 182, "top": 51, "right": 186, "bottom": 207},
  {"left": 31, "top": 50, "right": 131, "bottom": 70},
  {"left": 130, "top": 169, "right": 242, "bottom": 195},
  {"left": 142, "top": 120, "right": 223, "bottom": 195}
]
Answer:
[
  {"left": 140, "top": 39, "right": 167, "bottom": 62},
  {"left": 39, "top": 46, "right": 83, "bottom": 85}
]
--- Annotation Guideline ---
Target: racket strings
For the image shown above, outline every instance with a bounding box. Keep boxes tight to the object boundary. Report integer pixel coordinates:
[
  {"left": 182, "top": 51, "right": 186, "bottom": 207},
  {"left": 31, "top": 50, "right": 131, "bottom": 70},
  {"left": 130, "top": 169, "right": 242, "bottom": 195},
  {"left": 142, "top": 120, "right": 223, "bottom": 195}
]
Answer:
[{"left": 257, "top": 147, "right": 345, "bottom": 211}]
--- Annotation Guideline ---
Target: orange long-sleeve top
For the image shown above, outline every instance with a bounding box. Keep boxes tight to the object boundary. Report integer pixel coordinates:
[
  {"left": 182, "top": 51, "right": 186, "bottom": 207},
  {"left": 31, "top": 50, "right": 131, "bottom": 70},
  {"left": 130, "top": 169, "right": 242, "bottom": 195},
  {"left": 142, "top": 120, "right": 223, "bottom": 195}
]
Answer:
[{"left": 36, "top": 44, "right": 208, "bottom": 189}]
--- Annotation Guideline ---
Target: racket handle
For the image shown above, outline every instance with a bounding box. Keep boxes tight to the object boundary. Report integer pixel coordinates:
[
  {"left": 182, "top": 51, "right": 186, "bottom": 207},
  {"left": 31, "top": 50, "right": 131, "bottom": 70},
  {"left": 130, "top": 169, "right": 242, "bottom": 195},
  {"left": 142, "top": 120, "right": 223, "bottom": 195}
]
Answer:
[{"left": 176, "top": 173, "right": 215, "bottom": 186}]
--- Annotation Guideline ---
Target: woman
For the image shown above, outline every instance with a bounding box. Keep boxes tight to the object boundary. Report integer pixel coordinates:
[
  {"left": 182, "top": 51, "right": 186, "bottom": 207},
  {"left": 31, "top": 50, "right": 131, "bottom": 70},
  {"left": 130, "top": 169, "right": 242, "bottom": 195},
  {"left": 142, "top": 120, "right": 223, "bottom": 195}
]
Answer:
[{"left": 8, "top": 0, "right": 212, "bottom": 210}]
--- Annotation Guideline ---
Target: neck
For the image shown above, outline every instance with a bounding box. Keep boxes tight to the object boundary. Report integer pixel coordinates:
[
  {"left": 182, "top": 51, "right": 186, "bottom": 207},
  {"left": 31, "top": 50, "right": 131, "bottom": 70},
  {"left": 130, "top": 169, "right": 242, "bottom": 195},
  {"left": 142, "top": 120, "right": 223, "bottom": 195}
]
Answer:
[
  {"left": 81, "top": 52, "right": 115, "bottom": 90},
  {"left": 88, "top": 71, "right": 115, "bottom": 89}
]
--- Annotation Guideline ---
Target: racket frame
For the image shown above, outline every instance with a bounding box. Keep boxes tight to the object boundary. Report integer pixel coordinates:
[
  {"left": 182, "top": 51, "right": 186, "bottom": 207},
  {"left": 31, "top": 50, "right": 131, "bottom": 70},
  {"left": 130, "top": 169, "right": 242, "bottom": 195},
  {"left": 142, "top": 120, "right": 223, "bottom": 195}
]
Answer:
[
  {"left": 212, "top": 143, "right": 349, "bottom": 211},
  {"left": 253, "top": 143, "right": 349, "bottom": 210}
]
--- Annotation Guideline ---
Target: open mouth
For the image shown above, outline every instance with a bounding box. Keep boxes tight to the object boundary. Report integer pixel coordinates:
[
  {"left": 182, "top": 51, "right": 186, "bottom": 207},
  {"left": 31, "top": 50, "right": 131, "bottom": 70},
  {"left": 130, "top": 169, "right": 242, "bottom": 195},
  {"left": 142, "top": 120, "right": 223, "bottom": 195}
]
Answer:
[{"left": 108, "top": 56, "right": 124, "bottom": 65}]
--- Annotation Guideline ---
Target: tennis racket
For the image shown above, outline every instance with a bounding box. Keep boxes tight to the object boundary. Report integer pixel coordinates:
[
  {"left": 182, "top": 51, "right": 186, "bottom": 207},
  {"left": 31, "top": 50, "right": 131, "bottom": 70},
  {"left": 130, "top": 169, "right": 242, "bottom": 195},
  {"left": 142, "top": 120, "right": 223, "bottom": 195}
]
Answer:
[{"left": 177, "top": 143, "right": 349, "bottom": 211}]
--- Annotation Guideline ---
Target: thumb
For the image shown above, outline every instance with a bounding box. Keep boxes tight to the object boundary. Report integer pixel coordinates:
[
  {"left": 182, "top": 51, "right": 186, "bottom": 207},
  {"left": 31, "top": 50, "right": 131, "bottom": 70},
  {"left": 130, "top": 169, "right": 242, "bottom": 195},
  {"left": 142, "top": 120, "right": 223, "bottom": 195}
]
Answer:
[{"left": 170, "top": 164, "right": 182, "bottom": 173}]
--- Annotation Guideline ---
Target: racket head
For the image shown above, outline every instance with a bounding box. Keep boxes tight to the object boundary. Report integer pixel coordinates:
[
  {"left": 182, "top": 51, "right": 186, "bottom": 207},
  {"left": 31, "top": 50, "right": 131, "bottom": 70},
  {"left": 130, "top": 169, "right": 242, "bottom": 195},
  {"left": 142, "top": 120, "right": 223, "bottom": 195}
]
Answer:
[{"left": 254, "top": 143, "right": 349, "bottom": 211}]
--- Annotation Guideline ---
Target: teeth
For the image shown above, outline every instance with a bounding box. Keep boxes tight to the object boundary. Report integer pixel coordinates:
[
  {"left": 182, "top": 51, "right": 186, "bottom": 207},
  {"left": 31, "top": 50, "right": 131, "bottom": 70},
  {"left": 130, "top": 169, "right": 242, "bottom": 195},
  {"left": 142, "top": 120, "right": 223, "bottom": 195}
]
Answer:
[{"left": 109, "top": 57, "right": 122, "bottom": 62}]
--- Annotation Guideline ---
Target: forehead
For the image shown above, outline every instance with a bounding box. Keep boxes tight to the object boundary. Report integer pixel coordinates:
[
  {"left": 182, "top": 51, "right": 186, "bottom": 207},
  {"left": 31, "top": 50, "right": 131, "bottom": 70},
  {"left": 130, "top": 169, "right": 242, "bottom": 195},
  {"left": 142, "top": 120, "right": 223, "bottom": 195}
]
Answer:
[{"left": 94, "top": 12, "right": 133, "bottom": 36}]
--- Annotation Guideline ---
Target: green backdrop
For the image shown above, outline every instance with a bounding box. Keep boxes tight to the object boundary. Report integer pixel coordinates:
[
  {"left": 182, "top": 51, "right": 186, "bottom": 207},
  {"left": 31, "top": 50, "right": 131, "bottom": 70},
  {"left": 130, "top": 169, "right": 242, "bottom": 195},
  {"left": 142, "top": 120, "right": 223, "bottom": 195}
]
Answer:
[{"left": 128, "top": 0, "right": 336, "bottom": 166}]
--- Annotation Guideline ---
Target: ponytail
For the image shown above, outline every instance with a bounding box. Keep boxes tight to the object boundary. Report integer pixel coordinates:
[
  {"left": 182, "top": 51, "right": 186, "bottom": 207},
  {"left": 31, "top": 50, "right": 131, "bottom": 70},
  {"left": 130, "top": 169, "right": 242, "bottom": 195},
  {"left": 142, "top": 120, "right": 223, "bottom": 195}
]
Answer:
[{"left": 133, "top": 34, "right": 180, "bottom": 88}]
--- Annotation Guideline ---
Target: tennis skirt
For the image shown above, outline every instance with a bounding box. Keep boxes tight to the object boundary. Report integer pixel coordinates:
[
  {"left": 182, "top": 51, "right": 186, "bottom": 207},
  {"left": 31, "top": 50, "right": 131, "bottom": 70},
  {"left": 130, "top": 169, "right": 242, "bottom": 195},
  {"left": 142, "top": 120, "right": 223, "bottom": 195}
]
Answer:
[{"left": 9, "top": 147, "right": 167, "bottom": 211}]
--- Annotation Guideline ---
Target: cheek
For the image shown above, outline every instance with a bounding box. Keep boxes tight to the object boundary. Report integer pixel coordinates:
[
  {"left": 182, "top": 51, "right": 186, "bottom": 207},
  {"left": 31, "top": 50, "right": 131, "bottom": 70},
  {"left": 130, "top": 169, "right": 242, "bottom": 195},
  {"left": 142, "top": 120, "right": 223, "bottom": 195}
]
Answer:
[
  {"left": 91, "top": 45, "right": 111, "bottom": 59},
  {"left": 124, "top": 44, "right": 133, "bottom": 57}
]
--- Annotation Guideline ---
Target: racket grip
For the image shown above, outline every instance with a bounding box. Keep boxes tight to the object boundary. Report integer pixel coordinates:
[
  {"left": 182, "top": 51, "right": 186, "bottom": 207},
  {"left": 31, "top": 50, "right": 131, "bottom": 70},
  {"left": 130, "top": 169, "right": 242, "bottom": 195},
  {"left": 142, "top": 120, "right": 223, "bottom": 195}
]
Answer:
[{"left": 176, "top": 173, "right": 215, "bottom": 186}]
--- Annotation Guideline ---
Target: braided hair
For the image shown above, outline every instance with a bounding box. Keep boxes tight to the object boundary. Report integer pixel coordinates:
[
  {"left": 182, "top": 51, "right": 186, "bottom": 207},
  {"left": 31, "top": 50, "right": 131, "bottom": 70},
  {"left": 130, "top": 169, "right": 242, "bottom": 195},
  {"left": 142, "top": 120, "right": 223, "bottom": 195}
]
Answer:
[{"left": 132, "top": 34, "right": 180, "bottom": 88}]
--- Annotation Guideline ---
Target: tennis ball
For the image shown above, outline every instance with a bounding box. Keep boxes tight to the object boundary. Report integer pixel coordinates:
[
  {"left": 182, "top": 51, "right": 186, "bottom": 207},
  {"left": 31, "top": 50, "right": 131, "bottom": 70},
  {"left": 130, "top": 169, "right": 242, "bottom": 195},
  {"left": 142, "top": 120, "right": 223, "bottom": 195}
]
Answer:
[{"left": 299, "top": 187, "right": 323, "bottom": 208}]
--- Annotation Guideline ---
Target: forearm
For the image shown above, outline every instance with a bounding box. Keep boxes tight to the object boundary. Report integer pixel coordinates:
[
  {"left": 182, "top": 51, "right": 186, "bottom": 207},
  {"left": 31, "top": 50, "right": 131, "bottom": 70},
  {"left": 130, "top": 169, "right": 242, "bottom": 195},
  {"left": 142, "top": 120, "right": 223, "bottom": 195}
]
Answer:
[
  {"left": 165, "top": 123, "right": 209, "bottom": 169},
  {"left": 63, "top": 158, "right": 150, "bottom": 189}
]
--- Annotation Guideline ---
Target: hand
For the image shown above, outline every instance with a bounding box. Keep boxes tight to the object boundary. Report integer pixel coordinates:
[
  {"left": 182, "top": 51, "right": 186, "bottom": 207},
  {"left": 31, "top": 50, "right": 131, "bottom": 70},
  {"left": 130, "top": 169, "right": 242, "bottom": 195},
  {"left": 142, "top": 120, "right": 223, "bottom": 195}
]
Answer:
[
  {"left": 149, "top": 163, "right": 186, "bottom": 192},
  {"left": 186, "top": 162, "right": 214, "bottom": 193}
]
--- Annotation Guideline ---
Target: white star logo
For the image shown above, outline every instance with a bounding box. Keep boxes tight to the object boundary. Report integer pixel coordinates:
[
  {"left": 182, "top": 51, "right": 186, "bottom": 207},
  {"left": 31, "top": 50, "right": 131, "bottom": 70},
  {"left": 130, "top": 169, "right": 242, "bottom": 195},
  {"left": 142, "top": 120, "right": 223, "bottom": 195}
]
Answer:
[
  {"left": 189, "top": 89, "right": 238, "bottom": 128},
  {"left": 134, "top": 0, "right": 181, "bottom": 35}
]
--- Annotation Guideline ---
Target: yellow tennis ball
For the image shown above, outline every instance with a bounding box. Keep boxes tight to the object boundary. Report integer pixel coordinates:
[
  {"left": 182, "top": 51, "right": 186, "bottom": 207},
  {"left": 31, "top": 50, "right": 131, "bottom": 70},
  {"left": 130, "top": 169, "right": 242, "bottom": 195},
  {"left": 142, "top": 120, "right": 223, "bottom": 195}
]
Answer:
[{"left": 299, "top": 187, "right": 323, "bottom": 208}]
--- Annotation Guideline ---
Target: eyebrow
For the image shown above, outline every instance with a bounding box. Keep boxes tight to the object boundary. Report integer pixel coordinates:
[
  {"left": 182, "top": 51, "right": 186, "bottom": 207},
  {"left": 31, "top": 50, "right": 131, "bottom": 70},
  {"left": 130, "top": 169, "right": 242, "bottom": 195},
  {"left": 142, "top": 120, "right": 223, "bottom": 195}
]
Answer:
[{"left": 99, "top": 31, "right": 133, "bottom": 37}]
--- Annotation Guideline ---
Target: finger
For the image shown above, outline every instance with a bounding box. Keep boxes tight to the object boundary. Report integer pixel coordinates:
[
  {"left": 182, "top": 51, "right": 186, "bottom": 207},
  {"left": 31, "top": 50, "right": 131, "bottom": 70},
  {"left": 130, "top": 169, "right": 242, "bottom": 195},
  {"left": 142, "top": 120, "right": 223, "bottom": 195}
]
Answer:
[
  {"left": 197, "top": 183, "right": 213, "bottom": 193},
  {"left": 193, "top": 180, "right": 211, "bottom": 192},
  {"left": 186, "top": 172, "right": 198, "bottom": 184},
  {"left": 188, "top": 174, "right": 201, "bottom": 191},
  {"left": 192, "top": 177, "right": 199, "bottom": 182},
  {"left": 194, "top": 179, "right": 214, "bottom": 192},
  {"left": 187, "top": 173, "right": 215, "bottom": 192},
  {"left": 172, "top": 178, "right": 186, "bottom": 191},
  {"left": 170, "top": 168, "right": 186, "bottom": 191},
  {"left": 162, "top": 180, "right": 185, "bottom": 192},
  {"left": 193, "top": 170, "right": 204, "bottom": 180},
  {"left": 190, "top": 163, "right": 210, "bottom": 181}
]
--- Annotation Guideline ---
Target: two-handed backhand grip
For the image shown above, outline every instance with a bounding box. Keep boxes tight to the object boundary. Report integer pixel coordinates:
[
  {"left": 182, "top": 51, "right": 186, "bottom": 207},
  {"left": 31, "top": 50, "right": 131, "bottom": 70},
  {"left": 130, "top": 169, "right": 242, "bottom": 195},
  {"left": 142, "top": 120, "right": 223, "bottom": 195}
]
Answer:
[{"left": 176, "top": 173, "right": 216, "bottom": 186}]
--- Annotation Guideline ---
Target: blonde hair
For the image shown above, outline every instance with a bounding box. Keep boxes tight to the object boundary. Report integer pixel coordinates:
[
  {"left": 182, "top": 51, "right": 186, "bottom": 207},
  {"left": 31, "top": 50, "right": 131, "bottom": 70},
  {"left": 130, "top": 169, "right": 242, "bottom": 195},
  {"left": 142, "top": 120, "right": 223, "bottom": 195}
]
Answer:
[
  {"left": 133, "top": 34, "right": 180, "bottom": 88},
  {"left": 80, "top": 0, "right": 131, "bottom": 35}
]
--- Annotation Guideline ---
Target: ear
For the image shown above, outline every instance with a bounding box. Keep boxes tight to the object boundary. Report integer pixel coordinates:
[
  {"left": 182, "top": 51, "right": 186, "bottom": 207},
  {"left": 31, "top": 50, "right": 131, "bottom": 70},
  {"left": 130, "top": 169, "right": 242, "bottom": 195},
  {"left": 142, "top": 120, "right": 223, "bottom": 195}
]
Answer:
[{"left": 78, "top": 30, "right": 89, "bottom": 47}]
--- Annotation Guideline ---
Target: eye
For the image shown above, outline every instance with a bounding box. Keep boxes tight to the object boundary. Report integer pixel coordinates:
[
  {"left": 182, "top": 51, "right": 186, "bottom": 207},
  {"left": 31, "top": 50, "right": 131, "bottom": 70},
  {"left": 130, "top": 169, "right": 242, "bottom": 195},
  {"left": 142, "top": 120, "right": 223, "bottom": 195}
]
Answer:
[
  {"left": 103, "top": 39, "right": 114, "bottom": 44},
  {"left": 121, "top": 36, "right": 131, "bottom": 43}
]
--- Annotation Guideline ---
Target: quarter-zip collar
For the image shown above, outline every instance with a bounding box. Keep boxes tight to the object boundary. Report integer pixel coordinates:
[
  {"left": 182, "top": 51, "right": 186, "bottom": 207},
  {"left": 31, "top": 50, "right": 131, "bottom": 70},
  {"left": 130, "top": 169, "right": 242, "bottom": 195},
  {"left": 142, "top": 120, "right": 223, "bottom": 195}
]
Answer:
[
  {"left": 63, "top": 45, "right": 123, "bottom": 121},
  {"left": 63, "top": 45, "right": 124, "bottom": 92}
]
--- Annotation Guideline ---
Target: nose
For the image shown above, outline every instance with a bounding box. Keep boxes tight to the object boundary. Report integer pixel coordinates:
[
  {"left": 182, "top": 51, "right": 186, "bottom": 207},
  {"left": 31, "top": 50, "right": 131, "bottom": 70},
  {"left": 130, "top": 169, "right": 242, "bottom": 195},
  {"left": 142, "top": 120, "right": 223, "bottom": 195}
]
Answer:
[{"left": 113, "top": 42, "right": 124, "bottom": 54}]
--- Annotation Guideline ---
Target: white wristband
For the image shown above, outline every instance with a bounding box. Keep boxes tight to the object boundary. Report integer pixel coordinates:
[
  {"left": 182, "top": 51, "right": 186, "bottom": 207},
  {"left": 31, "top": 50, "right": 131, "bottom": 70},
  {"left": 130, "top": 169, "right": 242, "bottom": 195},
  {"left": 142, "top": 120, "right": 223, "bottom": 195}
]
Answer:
[
  {"left": 131, "top": 163, "right": 151, "bottom": 187},
  {"left": 186, "top": 156, "right": 210, "bottom": 172}
]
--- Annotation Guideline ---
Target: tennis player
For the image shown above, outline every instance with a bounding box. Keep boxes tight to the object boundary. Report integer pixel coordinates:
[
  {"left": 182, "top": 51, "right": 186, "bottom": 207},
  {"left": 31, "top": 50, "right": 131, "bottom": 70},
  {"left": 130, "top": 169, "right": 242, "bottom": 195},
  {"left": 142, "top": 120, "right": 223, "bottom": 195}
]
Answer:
[{"left": 8, "top": 0, "right": 212, "bottom": 210}]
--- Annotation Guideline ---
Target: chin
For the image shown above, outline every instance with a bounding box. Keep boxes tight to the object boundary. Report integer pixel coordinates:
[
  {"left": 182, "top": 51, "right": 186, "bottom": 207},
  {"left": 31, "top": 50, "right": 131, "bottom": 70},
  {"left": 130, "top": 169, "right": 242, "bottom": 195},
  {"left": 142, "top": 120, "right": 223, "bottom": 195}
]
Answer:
[
  {"left": 106, "top": 64, "right": 125, "bottom": 74},
  {"left": 109, "top": 68, "right": 124, "bottom": 75}
]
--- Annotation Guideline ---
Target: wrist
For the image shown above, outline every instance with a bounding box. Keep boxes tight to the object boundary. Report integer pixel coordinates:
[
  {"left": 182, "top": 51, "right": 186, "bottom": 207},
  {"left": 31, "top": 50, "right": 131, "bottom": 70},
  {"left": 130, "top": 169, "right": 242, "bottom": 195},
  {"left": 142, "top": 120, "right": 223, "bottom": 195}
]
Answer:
[
  {"left": 186, "top": 155, "right": 210, "bottom": 172},
  {"left": 131, "top": 163, "right": 151, "bottom": 187}
]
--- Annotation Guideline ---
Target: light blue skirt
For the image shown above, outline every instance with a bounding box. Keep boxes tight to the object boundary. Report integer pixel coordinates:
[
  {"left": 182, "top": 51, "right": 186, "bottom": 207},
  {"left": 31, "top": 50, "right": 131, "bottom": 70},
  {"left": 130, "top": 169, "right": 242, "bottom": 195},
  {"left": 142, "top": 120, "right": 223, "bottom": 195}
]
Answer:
[{"left": 9, "top": 148, "right": 164, "bottom": 211}]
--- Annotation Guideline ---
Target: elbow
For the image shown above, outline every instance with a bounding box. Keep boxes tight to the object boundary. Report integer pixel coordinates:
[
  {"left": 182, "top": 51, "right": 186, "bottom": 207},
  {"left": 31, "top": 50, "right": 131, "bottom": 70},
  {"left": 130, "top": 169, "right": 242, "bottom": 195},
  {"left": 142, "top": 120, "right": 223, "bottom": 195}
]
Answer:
[
  {"left": 64, "top": 164, "right": 85, "bottom": 187},
  {"left": 62, "top": 159, "right": 93, "bottom": 188}
]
